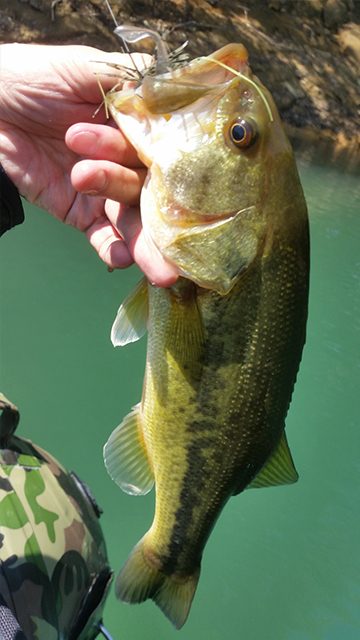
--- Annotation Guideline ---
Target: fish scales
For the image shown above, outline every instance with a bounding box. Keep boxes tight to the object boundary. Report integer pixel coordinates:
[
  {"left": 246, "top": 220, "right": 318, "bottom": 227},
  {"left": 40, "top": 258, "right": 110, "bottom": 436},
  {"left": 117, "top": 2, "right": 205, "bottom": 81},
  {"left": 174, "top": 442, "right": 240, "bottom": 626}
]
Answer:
[
  {"left": 103, "top": 40, "right": 309, "bottom": 629},
  {"left": 143, "top": 228, "right": 308, "bottom": 572}
]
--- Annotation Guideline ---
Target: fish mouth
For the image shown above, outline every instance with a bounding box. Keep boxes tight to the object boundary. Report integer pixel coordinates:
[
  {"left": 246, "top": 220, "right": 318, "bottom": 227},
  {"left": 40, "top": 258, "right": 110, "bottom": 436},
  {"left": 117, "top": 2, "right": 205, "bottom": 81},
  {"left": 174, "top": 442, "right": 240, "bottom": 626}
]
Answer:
[{"left": 105, "top": 43, "right": 259, "bottom": 168}]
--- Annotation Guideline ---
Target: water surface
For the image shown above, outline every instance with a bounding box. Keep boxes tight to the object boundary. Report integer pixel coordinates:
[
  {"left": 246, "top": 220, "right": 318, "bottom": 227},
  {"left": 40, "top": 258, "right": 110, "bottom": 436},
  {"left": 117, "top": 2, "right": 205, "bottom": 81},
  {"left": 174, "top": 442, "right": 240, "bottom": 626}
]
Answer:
[{"left": 0, "top": 153, "right": 359, "bottom": 639}]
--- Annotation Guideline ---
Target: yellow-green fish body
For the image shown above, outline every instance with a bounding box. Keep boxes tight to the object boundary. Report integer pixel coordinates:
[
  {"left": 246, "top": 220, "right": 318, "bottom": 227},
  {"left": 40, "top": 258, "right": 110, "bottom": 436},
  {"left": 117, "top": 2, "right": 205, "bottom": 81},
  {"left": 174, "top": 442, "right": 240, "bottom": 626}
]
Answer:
[{"left": 104, "top": 43, "right": 309, "bottom": 628}]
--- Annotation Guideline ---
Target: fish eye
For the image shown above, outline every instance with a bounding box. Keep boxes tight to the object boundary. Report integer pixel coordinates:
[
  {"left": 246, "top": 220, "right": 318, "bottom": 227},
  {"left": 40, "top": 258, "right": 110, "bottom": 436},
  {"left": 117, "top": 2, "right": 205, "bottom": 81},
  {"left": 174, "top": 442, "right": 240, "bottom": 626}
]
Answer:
[{"left": 228, "top": 118, "right": 258, "bottom": 149}]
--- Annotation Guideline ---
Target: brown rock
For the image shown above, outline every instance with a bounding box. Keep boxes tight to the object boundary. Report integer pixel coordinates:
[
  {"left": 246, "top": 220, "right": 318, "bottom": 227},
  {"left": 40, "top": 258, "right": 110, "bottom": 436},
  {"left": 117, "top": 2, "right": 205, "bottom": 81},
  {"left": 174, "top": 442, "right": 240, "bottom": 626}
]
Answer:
[
  {"left": 0, "top": 10, "right": 15, "bottom": 31},
  {"left": 337, "top": 22, "right": 360, "bottom": 63},
  {"left": 299, "top": 0, "right": 324, "bottom": 18},
  {"left": 19, "top": 0, "right": 45, "bottom": 10},
  {"left": 323, "top": 0, "right": 349, "bottom": 30},
  {"left": 268, "top": 0, "right": 284, "bottom": 10}
]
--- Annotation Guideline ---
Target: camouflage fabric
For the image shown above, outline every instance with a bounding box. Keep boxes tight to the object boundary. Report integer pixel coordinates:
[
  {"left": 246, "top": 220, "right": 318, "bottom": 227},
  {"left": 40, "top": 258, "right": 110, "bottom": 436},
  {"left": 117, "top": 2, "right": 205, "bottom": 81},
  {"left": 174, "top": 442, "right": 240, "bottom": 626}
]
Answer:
[{"left": 0, "top": 394, "right": 113, "bottom": 639}]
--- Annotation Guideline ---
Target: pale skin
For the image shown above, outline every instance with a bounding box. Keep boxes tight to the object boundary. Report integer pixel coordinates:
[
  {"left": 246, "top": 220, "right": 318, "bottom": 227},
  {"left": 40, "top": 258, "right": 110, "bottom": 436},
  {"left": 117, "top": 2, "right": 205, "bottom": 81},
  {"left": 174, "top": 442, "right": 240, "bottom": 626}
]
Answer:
[{"left": 0, "top": 43, "right": 178, "bottom": 287}]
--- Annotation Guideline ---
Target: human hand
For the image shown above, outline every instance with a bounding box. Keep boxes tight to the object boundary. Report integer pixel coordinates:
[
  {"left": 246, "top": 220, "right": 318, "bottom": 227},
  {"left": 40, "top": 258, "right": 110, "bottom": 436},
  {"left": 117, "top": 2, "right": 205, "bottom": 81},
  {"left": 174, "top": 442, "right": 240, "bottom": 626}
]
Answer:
[{"left": 0, "top": 43, "right": 178, "bottom": 286}]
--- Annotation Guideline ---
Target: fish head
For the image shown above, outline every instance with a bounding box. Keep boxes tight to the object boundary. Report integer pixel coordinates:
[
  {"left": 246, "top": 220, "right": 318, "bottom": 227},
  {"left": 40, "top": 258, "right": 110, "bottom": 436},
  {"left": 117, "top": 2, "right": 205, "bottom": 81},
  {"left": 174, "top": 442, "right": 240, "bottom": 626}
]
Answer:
[{"left": 106, "top": 44, "right": 297, "bottom": 294}]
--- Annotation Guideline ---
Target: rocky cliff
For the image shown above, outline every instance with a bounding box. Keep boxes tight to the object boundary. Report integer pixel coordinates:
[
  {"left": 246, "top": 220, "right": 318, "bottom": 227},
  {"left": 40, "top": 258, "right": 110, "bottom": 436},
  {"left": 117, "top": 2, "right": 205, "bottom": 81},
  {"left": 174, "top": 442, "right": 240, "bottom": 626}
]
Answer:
[{"left": 0, "top": 0, "right": 359, "bottom": 154}]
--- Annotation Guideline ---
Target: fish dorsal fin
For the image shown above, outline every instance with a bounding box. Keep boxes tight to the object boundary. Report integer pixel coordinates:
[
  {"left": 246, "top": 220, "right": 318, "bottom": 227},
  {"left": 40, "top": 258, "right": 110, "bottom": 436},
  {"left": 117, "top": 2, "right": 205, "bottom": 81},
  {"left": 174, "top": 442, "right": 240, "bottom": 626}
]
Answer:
[
  {"left": 103, "top": 403, "right": 154, "bottom": 496},
  {"left": 248, "top": 432, "right": 298, "bottom": 490},
  {"left": 111, "top": 278, "right": 148, "bottom": 347}
]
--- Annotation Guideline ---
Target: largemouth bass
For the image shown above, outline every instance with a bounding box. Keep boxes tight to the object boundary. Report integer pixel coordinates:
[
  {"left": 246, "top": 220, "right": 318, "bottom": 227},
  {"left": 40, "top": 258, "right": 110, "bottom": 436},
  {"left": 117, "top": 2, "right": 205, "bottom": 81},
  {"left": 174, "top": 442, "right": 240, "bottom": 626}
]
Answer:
[{"left": 103, "top": 41, "right": 309, "bottom": 629}]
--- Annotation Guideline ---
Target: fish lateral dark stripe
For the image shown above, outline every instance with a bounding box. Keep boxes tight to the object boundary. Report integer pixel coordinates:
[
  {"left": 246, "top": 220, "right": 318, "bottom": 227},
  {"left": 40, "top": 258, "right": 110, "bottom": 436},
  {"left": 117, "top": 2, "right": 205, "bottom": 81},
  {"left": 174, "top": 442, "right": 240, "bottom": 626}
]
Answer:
[{"left": 160, "top": 431, "right": 221, "bottom": 575}]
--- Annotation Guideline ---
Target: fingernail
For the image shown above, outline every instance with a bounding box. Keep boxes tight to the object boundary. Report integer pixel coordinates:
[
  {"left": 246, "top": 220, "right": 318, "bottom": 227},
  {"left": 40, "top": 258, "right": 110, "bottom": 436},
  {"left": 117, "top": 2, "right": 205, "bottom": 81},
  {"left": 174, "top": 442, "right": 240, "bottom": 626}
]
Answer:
[{"left": 73, "top": 130, "right": 98, "bottom": 154}]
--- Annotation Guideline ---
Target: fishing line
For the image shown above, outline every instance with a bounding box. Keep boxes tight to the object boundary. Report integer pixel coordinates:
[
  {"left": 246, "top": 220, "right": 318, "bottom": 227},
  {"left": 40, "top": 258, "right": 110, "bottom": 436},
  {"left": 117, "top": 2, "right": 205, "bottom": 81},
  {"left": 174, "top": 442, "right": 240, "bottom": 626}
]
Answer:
[
  {"left": 201, "top": 57, "right": 274, "bottom": 123},
  {"left": 104, "top": 0, "right": 144, "bottom": 80},
  {"left": 104, "top": 0, "right": 118, "bottom": 28}
]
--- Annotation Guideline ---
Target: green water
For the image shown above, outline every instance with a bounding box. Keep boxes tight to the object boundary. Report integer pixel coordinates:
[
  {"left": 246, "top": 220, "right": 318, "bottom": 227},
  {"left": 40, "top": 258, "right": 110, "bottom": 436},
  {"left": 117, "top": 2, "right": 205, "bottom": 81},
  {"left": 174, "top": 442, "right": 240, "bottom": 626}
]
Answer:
[{"left": 0, "top": 154, "right": 359, "bottom": 639}]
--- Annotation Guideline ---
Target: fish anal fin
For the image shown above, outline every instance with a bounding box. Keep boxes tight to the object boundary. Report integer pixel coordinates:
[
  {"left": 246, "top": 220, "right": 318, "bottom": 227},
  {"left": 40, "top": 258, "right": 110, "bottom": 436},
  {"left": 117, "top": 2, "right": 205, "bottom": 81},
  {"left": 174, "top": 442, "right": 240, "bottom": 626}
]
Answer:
[
  {"left": 247, "top": 432, "right": 299, "bottom": 490},
  {"left": 111, "top": 277, "right": 148, "bottom": 347},
  {"left": 116, "top": 536, "right": 200, "bottom": 629},
  {"left": 103, "top": 403, "right": 154, "bottom": 496}
]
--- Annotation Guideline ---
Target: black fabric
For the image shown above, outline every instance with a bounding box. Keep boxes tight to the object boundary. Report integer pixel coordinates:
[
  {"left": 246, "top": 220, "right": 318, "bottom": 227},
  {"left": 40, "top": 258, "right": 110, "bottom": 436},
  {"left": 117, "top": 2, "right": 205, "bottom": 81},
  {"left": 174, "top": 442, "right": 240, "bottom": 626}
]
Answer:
[
  {"left": 0, "top": 165, "right": 24, "bottom": 237},
  {"left": 0, "top": 594, "right": 27, "bottom": 640},
  {"left": 68, "top": 567, "right": 113, "bottom": 640}
]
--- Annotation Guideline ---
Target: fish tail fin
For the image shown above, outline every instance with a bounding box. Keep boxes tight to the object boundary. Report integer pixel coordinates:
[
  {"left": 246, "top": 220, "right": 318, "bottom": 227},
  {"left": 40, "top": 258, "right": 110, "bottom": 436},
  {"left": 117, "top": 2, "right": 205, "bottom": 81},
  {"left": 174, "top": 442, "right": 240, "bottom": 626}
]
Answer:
[
  {"left": 153, "top": 568, "right": 200, "bottom": 630},
  {"left": 115, "top": 536, "right": 200, "bottom": 629}
]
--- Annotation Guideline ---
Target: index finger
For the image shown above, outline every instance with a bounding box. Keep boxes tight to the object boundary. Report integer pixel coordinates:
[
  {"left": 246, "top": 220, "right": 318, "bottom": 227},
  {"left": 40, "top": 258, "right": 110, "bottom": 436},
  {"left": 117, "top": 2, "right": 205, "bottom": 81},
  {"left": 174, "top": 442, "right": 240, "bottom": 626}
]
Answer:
[{"left": 66, "top": 122, "right": 143, "bottom": 168}]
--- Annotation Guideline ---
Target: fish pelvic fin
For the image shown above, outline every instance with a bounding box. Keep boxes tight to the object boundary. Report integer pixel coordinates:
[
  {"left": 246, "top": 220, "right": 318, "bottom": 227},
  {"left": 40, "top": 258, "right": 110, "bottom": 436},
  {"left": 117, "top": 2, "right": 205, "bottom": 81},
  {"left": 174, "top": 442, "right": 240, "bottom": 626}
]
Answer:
[
  {"left": 111, "top": 277, "right": 148, "bottom": 347},
  {"left": 116, "top": 536, "right": 200, "bottom": 629},
  {"left": 103, "top": 403, "right": 154, "bottom": 496}
]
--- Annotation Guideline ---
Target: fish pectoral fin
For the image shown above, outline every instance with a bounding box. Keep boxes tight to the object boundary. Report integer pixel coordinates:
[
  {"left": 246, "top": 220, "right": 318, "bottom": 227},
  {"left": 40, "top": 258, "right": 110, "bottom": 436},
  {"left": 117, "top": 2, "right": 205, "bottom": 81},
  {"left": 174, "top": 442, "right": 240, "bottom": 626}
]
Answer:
[
  {"left": 247, "top": 432, "right": 299, "bottom": 490},
  {"left": 170, "top": 288, "right": 204, "bottom": 362},
  {"left": 111, "top": 277, "right": 148, "bottom": 347},
  {"left": 103, "top": 403, "right": 154, "bottom": 496}
]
